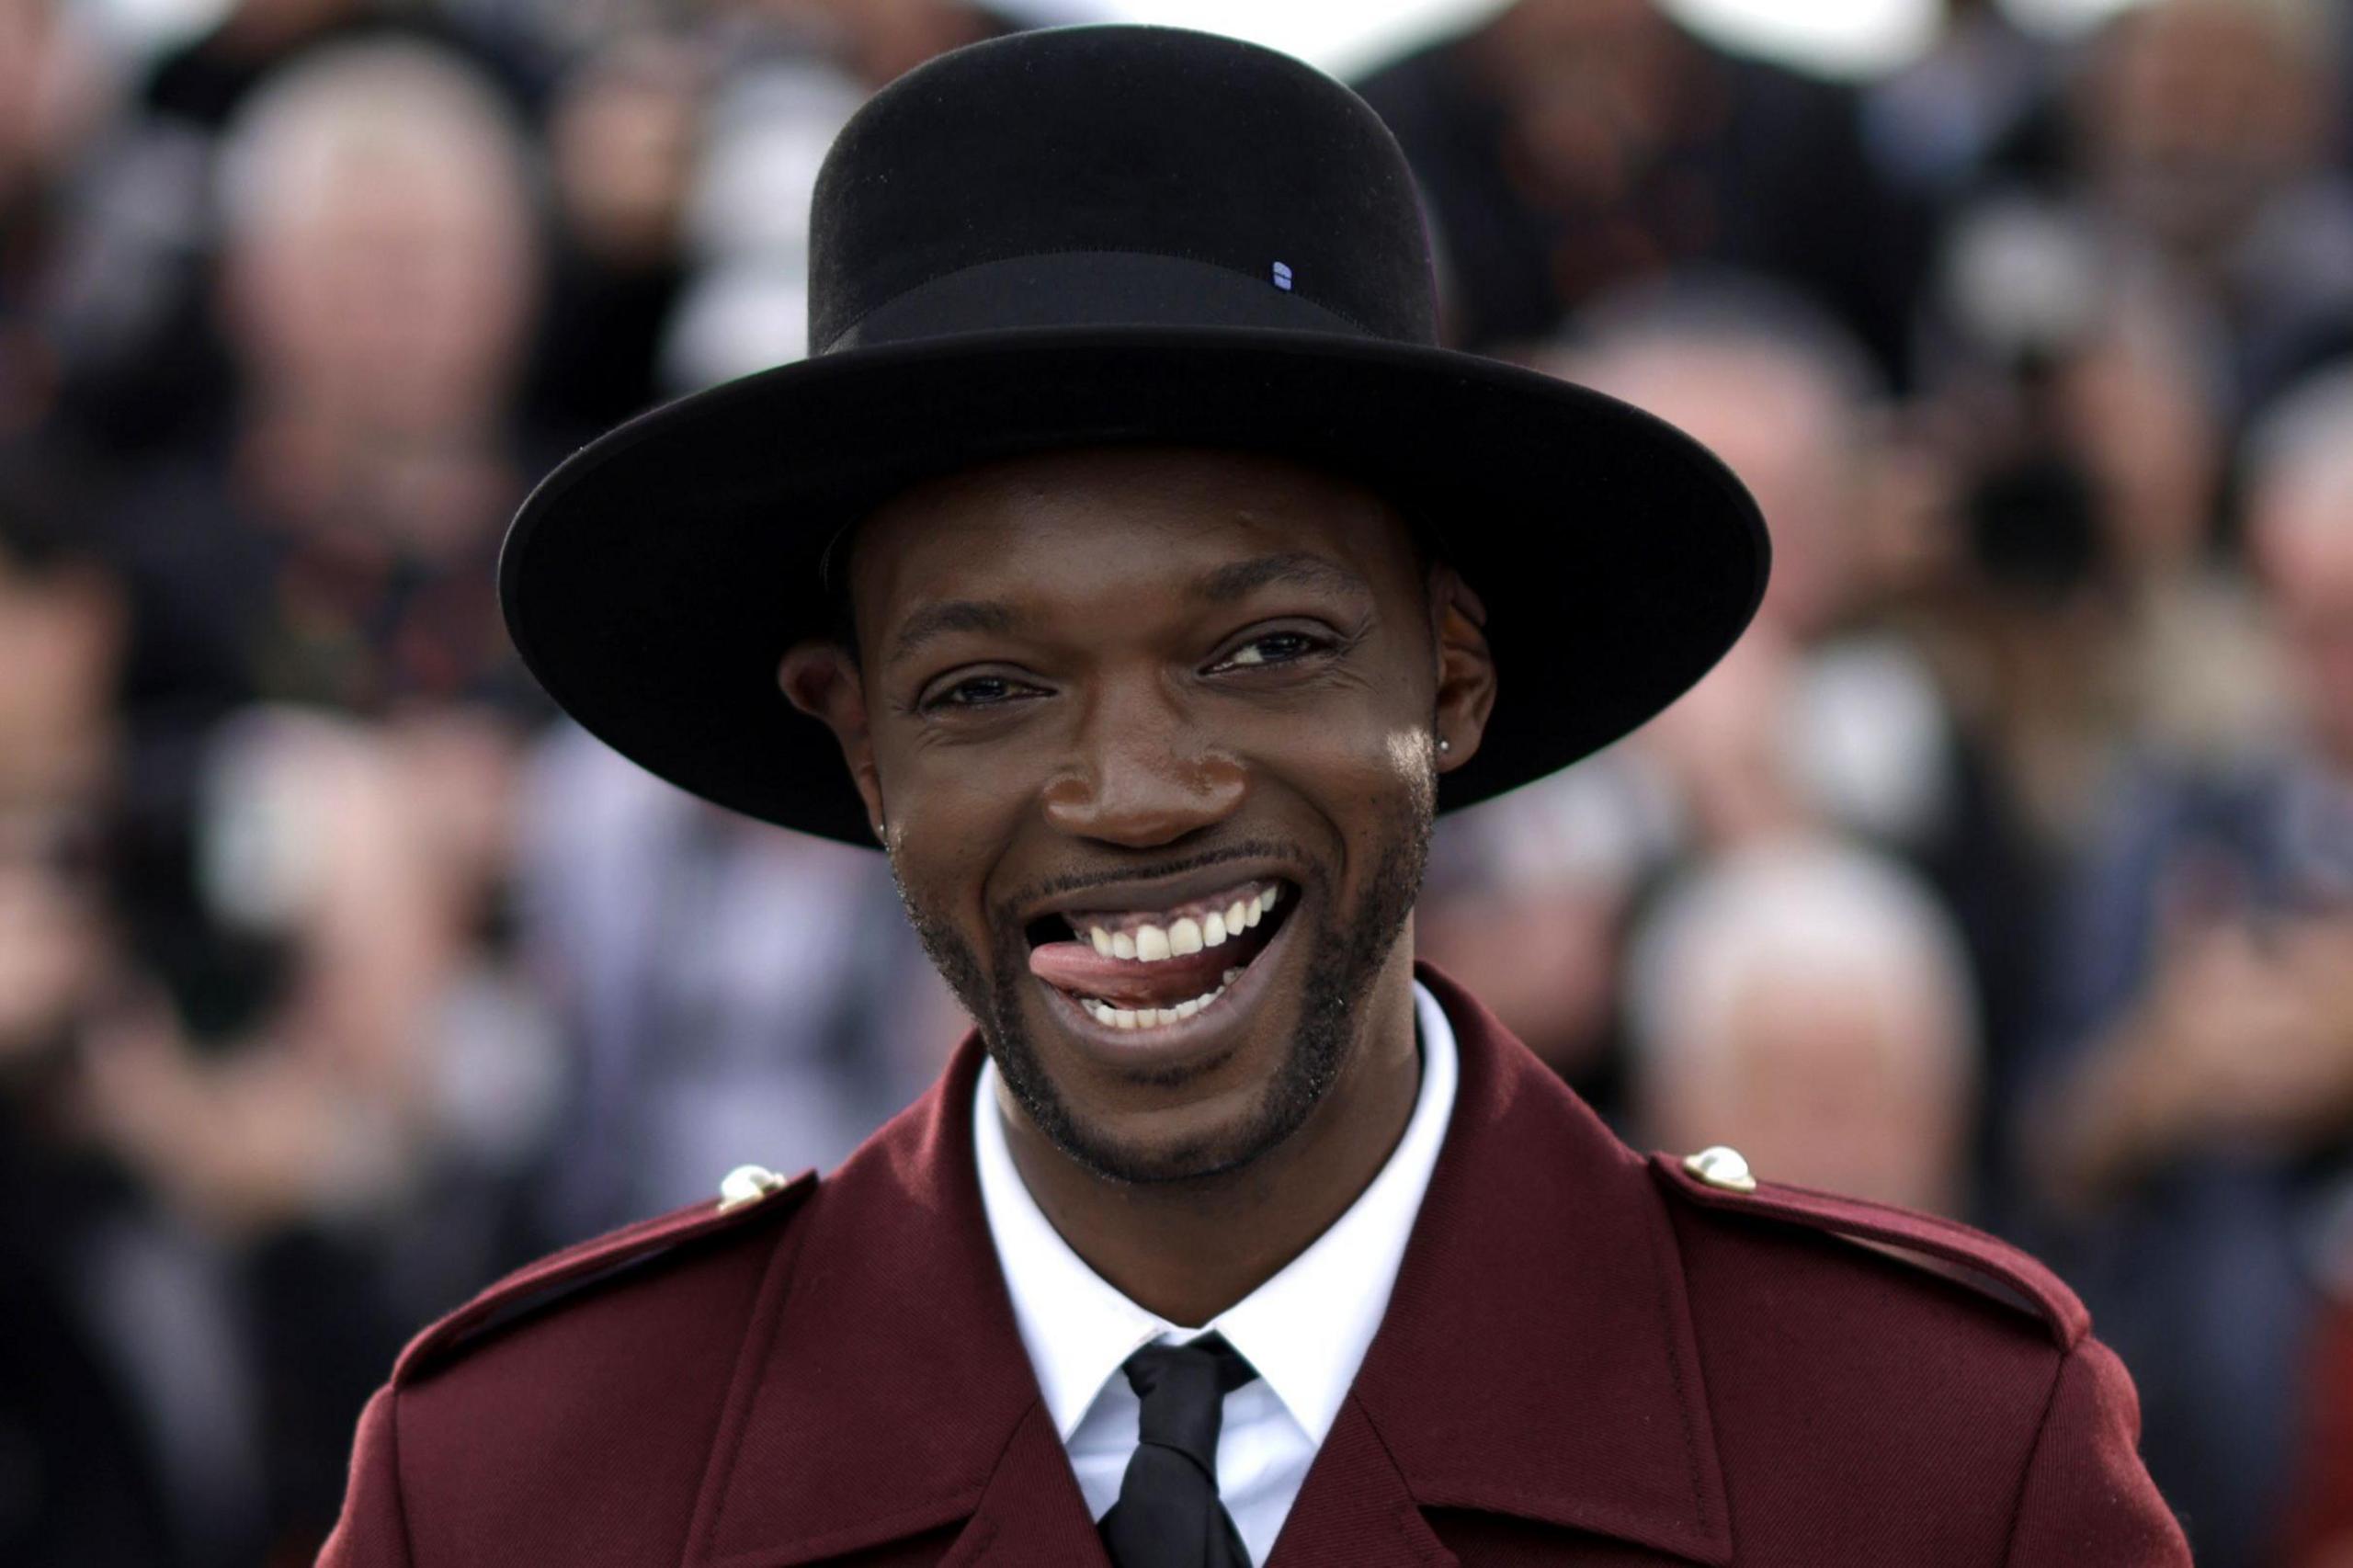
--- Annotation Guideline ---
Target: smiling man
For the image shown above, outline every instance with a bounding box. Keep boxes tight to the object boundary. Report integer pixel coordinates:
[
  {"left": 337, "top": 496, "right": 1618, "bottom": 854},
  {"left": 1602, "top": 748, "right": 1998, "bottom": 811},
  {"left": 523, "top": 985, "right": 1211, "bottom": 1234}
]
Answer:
[{"left": 321, "top": 24, "right": 2187, "bottom": 1568}]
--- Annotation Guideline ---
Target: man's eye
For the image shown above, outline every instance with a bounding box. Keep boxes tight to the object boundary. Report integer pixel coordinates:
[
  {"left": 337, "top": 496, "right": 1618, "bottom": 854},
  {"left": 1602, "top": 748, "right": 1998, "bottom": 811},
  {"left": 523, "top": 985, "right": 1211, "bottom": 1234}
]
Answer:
[
  {"left": 1218, "top": 632, "right": 1323, "bottom": 669},
  {"left": 927, "top": 675, "right": 1036, "bottom": 710}
]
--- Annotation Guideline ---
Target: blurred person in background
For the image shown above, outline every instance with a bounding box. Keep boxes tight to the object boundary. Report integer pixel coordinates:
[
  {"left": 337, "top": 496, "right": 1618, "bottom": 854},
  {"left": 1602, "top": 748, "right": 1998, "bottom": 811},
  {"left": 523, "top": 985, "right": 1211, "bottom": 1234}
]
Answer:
[
  {"left": 1942, "top": 0, "right": 2353, "bottom": 418},
  {"left": 2, "top": 464, "right": 564, "bottom": 1564},
  {"left": 100, "top": 36, "right": 553, "bottom": 745},
  {"left": 71, "top": 703, "right": 562, "bottom": 1560},
  {"left": 0, "top": 459, "right": 262, "bottom": 1567},
  {"left": 2073, "top": 0, "right": 2353, "bottom": 407},
  {"left": 1916, "top": 261, "right": 2283, "bottom": 856},
  {"left": 1553, "top": 278, "right": 2000, "bottom": 885},
  {"left": 1352, "top": 0, "right": 1927, "bottom": 380},
  {"left": 1625, "top": 835, "right": 1982, "bottom": 1218},
  {"left": 43, "top": 0, "right": 549, "bottom": 460},
  {"left": 0, "top": 0, "right": 112, "bottom": 443},
  {"left": 15, "top": 36, "right": 583, "bottom": 1559},
  {"left": 1424, "top": 274, "right": 2040, "bottom": 1145},
  {"left": 2019, "top": 359, "right": 2353, "bottom": 1567}
]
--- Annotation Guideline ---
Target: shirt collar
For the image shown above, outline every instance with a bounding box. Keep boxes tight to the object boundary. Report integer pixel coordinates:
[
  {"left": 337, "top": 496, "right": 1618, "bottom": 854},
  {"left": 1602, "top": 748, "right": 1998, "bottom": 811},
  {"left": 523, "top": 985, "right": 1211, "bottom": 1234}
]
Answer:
[{"left": 972, "top": 979, "right": 1460, "bottom": 1447}]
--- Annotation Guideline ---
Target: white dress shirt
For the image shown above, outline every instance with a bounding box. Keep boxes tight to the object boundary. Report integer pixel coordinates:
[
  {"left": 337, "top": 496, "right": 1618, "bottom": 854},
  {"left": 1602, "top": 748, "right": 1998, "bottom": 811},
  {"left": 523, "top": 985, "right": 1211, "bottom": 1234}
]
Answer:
[{"left": 972, "top": 980, "right": 1460, "bottom": 1565}]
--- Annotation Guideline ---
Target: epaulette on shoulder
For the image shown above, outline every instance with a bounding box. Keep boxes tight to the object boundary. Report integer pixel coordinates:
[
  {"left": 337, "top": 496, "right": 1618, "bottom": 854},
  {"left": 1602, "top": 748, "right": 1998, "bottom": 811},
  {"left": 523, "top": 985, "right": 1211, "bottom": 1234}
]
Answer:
[
  {"left": 392, "top": 1165, "right": 816, "bottom": 1385},
  {"left": 1650, "top": 1146, "right": 2088, "bottom": 1351}
]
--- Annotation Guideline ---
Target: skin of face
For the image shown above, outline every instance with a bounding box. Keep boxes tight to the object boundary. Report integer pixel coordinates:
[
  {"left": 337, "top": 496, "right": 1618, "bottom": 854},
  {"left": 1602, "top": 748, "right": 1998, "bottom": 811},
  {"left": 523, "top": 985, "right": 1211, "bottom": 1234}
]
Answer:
[{"left": 781, "top": 445, "right": 1495, "bottom": 1316}]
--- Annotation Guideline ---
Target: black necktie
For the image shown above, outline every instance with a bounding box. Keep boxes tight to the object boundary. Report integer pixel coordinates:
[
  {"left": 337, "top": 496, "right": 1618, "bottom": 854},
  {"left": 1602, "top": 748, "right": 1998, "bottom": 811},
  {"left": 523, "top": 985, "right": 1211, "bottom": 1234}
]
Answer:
[{"left": 1097, "top": 1332, "right": 1261, "bottom": 1568}]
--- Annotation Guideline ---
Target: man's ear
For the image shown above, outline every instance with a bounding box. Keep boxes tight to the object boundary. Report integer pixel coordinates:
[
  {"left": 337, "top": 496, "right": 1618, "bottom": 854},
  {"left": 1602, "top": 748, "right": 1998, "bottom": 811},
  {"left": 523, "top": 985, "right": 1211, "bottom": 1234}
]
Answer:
[
  {"left": 778, "top": 641, "right": 887, "bottom": 839},
  {"left": 1428, "top": 563, "right": 1496, "bottom": 777}
]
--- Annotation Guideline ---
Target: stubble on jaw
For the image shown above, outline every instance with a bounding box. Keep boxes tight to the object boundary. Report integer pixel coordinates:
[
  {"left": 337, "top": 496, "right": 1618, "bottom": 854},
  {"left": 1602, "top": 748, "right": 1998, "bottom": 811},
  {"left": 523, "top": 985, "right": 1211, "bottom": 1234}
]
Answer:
[{"left": 890, "top": 774, "right": 1436, "bottom": 1187}]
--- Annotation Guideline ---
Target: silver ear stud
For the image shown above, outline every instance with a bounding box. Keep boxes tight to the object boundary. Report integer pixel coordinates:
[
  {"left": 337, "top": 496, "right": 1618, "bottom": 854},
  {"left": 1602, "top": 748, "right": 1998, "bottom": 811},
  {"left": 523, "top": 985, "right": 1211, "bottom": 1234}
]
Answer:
[{"left": 1437, "top": 738, "right": 1451, "bottom": 756}]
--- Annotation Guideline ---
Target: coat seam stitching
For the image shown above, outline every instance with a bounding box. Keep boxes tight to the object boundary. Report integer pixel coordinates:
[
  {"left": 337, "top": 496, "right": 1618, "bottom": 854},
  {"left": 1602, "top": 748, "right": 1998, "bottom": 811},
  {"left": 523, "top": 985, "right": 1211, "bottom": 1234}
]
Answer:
[
  {"left": 1641, "top": 1178, "right": 1714, "bottom": 1535},
  {"left": 1996, "top": 1347, "right": 2073, "bottom": 1568},
  {"left": 388, "top": 1387, "right": 418, "bottom": 1566}
]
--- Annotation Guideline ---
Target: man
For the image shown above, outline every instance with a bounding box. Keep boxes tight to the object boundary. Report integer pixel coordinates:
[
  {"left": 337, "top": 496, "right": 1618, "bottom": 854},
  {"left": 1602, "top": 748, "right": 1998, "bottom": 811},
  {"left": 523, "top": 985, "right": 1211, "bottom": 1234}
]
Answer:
[
  {"left": 1349, "top": 0, "right": 1923, "bottom": 378},
  {"left": 323, "top": 26, "right": 2187, "bottom": 1566}
]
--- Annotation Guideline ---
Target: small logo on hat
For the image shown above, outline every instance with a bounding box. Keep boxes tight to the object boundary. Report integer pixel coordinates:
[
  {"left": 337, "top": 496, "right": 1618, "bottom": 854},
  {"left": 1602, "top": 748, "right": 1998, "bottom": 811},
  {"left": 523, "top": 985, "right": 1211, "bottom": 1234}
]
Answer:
[{"left": 1271, "top": 261, "right": 1293, "bottom": 291}]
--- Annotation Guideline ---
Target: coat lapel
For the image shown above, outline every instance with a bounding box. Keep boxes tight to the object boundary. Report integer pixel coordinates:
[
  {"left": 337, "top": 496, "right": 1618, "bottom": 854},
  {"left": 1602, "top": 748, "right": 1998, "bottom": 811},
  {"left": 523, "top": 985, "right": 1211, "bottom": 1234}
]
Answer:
[
  {"left": 1267, "top": 1394, "right": 1462, "bottom": 1567},
  {"left": 941, "top": 1402, "right": 1117, "bottom": 1567},
  {"left": 1275, "top": 965, "right": 1733, "bottom": 1566},
  {"left": 683, "top": 1034, "right": 1107, "bottom": 1568}
]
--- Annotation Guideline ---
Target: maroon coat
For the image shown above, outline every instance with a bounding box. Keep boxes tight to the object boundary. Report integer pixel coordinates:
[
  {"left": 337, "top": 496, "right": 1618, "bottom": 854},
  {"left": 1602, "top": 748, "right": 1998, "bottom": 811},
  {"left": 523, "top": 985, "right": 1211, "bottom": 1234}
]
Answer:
[{"left": 320, "top": 965, "right": 2188, "bottom": 1566}]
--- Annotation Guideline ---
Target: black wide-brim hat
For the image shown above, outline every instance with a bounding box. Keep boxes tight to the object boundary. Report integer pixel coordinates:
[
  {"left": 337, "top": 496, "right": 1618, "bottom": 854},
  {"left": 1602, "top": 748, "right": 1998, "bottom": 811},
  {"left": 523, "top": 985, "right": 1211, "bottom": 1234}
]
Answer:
[{"left": 498, "top": 24, "right": 1769, "bottom": 846}]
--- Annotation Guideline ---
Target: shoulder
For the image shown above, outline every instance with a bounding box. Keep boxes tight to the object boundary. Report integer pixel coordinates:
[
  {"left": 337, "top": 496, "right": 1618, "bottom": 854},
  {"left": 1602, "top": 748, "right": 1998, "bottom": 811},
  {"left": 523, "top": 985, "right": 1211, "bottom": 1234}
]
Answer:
[
  {"left": 1645, "top": 1155, "right": 2188, "bottom": 1560},
  {"left": 336, "top": 1169, "right": 818, "bottom": 1561},
  {"left": 390, "top": 1164, "right": 817, "bottom": 1389},
  {"left": 1650, "top": 1145, "right": 2088, "bottom": 1353}
]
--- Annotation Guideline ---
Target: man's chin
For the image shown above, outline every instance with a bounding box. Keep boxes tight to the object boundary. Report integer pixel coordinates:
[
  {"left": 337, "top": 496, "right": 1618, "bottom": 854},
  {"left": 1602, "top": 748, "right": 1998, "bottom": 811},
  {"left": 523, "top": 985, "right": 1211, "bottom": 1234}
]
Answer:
[
  {"left": 995, "top": 970, "right": 1318, "bottom": 1187},
  {"left": 1000, "top": 1050, "right": 1315, "bottom": 1187}
]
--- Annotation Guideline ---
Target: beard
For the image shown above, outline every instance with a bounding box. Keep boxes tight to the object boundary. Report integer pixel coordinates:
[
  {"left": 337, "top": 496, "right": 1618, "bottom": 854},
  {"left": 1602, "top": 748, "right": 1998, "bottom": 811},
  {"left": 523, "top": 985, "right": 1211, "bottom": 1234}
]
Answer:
[{"left": 892, "top": 782, "right": 1435, "bottom": 1186}]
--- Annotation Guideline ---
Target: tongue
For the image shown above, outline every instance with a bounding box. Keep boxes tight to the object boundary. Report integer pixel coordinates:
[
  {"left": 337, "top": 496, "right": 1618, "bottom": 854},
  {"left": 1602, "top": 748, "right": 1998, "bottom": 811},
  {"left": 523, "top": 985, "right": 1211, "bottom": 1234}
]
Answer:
[{"left": 1029, "top": 937, "right": 1249, "bottom": 1008}]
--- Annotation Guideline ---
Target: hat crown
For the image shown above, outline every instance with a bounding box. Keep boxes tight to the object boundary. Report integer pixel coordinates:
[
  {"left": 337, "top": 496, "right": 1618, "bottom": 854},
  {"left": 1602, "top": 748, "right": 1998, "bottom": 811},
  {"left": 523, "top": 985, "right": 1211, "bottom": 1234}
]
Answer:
[{"left": 808, "top": 25, "right": 1440, "bottom": 356}]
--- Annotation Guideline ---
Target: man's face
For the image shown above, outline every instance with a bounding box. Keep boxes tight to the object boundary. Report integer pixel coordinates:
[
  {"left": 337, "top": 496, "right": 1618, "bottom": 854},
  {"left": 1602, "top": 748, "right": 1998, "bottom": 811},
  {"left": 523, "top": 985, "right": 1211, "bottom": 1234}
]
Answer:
[{"left": 790, "top": 447, "right": 1489, "bottom": 1183}]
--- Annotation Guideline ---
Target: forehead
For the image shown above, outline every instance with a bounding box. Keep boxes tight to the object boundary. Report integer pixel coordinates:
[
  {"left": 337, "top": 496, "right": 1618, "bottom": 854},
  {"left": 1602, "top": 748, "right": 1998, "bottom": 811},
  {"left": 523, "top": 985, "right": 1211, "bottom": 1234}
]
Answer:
[{"left": 844, "top": 445, "right": 1420, "bottom": 622}]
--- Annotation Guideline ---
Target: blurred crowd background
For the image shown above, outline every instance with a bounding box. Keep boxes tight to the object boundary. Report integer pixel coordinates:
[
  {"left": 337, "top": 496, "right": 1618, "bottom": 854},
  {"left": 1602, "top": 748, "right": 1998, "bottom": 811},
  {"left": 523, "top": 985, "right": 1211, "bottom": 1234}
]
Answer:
[{"left": 6, "top": 0, "right": 2353, "bottom": 1562}]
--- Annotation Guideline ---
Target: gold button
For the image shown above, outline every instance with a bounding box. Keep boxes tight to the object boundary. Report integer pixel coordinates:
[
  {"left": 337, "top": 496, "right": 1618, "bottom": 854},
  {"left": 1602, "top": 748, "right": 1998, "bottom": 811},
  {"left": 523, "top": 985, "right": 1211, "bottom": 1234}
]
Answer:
[
  {"left": 1683, "top": 1145, "right": 1756, "bottom": 1193},
  {"left": 717, "top": 1165, "right": 787, "bottom": 1212}
]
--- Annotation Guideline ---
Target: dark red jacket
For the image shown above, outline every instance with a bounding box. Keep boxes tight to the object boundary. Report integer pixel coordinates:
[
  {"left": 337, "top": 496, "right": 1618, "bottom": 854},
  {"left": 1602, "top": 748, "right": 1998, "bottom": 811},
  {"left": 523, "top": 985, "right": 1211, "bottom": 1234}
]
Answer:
[{"left": 320, "top": 965, "right": 2188, "bottom": 1565}]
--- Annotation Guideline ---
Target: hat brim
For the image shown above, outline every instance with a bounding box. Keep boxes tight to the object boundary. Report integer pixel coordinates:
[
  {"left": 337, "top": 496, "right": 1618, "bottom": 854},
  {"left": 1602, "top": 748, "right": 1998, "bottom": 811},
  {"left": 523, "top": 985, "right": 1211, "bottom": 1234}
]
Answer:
[{"left": 498, "top": 325, "right": 1769, "bottom": 846}]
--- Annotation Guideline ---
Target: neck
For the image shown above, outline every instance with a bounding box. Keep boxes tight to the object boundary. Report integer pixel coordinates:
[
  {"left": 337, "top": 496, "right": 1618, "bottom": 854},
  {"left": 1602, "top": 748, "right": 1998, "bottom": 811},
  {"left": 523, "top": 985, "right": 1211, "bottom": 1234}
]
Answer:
[{"left": 999, "top": 940, "right": 1424, "bottom": 1327}]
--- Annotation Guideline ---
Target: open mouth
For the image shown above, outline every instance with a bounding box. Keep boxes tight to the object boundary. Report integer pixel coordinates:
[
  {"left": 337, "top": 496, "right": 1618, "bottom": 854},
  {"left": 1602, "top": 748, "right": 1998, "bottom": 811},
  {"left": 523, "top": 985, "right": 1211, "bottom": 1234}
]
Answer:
[{"left": 1024, "top": 877, "right": 1299, "bottom": 1032}]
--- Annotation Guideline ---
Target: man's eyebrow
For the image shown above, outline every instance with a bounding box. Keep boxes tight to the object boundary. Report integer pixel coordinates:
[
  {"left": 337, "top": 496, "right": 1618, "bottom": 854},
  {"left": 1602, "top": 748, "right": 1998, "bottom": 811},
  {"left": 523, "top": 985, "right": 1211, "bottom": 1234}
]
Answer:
[
  {"left": 885, "top": 599, "right": 1018, "bottom": 666},
  {"left": 1191, "top": 552, "right": 1372, "bottom": 604}
]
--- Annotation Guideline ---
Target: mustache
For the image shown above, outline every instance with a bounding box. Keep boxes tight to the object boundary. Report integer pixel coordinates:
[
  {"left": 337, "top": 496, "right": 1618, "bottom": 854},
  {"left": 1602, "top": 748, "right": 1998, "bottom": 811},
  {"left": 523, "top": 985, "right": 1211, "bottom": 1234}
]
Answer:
[{"left": 990, "top": 838, "right": 1314, "bottom": 930}]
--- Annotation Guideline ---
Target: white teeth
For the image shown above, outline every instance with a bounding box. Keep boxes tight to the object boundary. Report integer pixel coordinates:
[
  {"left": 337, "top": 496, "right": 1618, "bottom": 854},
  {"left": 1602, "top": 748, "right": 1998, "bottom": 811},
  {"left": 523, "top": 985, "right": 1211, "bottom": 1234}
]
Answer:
[
  {"left": 1077, "top": 883, "right": 1283, "bottom": 969},
  {"left": 1222, "top": 967, "right": 1240, "bottom": 984},
  {"left": 1076, "top": 980, "right": 1232, "bottom": 1031}
]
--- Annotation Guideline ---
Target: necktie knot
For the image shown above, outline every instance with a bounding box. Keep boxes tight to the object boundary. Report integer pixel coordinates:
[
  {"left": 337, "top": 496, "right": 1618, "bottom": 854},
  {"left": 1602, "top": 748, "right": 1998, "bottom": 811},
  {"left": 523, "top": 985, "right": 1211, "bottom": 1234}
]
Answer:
[
  {"left": 1122, "top": 1333, "right": 1258, "bottom": 1477},
  {"left": 1099, "top": 1332, "right": 1261, "bottom": 1566}
]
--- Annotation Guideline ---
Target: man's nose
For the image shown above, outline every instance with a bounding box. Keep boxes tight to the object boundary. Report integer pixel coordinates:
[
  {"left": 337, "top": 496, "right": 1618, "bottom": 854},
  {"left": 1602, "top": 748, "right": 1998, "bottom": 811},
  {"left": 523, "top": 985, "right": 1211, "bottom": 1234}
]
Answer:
[{"left": 1040, "top": 689, "right": 1245, "bottom": 848}]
